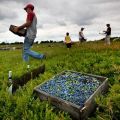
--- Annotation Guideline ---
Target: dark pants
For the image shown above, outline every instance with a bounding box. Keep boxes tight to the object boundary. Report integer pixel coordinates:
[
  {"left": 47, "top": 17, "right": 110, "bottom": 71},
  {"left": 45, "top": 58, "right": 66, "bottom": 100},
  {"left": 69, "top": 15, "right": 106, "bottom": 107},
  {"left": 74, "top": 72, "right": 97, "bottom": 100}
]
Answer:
[
  {"left": 66, "top": 43, "right": 71, "bottom": 48},
  {"left": 79, "top": 38, "right": 86, "bottom": 42}
]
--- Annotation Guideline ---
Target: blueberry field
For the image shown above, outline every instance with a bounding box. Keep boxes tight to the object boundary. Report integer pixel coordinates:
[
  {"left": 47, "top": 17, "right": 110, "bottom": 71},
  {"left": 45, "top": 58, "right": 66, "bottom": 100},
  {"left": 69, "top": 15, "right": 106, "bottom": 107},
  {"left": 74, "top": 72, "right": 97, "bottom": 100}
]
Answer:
[{"left": 0, "top": 41, "right": 120, "bottom": 120}]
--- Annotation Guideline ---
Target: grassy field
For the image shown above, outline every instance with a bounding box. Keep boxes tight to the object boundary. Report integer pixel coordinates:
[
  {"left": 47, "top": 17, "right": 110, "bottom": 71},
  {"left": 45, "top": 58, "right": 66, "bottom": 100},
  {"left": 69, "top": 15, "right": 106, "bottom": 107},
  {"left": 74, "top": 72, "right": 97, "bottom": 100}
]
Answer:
[{"left": 0, "top": 41, "right": 120, "bottom": 120}]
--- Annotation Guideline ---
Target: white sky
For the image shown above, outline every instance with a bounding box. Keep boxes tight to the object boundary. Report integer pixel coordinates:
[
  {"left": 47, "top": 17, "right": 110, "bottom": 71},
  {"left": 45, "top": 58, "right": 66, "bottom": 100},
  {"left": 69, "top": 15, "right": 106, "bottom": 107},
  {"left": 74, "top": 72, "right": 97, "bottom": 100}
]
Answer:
[{"left": 0, "top": 0, "right": 120, "bottom": 43}]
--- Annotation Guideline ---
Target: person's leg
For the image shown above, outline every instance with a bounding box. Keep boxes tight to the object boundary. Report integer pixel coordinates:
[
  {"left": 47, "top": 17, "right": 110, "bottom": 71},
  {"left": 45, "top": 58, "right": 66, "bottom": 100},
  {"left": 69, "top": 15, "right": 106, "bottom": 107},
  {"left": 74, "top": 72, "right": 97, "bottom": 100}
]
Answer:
[
  {"left": 69, "top": 43, "right": 71, "bottom": 48},
  {"left": 107, "top": 36, "right": 110, "bottom": 45},
  {"left": 105, "top": 36, "right": 107, "bottom": 45},
  {"left": 26, "top": 49, "right": 45, "bottom": 59},
  {"left": 105, "top": 36, "right": 110, "bottom": 45},
  {"left": 23, "top": 37, "right": 45, "bottom": 61},
  {"left": 79, "top": 38, "right": 81, "bottom": 43},
  {"left": 66, "top": 44, "right": 68, "bottom": 48},
  {"left": 23, "top": 37, "right": 31, "bottom": 62},
  {"left": 66, "top": 44, "right": 69, "bottom": 50}
]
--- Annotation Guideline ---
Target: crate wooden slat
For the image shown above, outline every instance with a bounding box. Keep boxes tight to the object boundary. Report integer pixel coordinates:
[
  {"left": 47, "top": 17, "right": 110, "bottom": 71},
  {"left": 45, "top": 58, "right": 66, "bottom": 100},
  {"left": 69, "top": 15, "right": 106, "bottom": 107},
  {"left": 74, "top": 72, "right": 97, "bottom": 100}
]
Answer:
[{"left": 34, "top": 71, "right": 108, "bottom": 120}]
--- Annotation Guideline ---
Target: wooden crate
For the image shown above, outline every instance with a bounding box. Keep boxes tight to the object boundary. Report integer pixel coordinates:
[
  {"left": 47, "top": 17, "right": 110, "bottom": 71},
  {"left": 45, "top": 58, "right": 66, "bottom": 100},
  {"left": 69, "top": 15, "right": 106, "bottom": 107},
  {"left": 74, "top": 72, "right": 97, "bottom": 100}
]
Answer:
[
  {"left": 12, "top": 64, "right": 45, "bottom": 93},
  {"left": 34, "top": 71, "right": 108, "bottom": 120}
]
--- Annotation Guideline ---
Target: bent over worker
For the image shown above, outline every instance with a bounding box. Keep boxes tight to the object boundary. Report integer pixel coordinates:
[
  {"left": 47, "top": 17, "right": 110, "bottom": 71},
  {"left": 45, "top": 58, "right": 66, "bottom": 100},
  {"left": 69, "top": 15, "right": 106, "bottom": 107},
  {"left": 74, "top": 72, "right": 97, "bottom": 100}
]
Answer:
[{"left": 79, "top": 28, "right": 86, "bottom": 43}]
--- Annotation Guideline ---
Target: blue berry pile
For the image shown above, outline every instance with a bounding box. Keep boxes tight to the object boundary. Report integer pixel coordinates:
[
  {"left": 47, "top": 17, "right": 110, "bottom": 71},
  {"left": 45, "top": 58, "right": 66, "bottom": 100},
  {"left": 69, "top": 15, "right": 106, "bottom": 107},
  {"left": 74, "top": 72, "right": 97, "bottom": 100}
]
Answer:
[{"left": 39, "top": 71, "right": 102, "bottom": 107}]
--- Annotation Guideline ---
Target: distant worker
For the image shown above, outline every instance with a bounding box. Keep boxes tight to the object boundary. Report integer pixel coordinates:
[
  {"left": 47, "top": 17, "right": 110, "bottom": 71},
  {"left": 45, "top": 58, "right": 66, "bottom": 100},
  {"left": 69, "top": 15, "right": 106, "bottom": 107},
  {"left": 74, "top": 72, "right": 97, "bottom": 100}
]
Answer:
[
  {"left": 14, "top": 4, "right": 45, "bottom": 62},
  {"left": 103, "top": 24, "right": 111, "bottom": 45},
  {"left": 64, "top": 32, "right": 72, "bottom": 49},
  {"left": 79, "top": 28, "right": 86, "bottom": 43}
]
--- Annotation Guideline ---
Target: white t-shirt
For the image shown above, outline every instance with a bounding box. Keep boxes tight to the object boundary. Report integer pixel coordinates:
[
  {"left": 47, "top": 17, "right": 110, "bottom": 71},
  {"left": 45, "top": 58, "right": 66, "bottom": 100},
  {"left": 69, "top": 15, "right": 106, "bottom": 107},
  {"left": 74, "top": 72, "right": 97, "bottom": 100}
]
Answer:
[
  {"left": 79, "top": 31, "right": 84, "bottom": 39},
  {"left": 26, "top": 12, "right": 37, "bottom": 40}
]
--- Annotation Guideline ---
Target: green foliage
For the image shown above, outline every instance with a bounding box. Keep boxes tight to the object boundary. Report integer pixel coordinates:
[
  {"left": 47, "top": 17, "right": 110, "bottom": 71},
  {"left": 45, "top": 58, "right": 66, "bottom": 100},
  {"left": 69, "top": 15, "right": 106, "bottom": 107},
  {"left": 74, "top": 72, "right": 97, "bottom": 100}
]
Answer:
[
  {"left": 94, "top": 84, "right": 120, "bottom": 120},
  {"left": 0, "top": 41, "right": 120, "bottom": 120}
]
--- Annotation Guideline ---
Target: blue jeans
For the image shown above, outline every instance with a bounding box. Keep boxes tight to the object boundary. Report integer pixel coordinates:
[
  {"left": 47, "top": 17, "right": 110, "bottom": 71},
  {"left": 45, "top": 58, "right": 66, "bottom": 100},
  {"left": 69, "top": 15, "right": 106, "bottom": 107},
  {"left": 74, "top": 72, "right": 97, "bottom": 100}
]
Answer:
[{"left": 23, "top": 37, "right": 44, "bottom": 62}]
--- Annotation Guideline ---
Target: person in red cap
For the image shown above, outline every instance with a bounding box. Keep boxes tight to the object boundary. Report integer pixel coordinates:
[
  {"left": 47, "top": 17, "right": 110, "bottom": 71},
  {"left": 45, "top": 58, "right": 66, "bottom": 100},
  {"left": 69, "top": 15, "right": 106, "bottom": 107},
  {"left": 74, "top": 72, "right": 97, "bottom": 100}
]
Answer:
[{"left": 14, "top": 4, "right": 45, "bottom": 61}]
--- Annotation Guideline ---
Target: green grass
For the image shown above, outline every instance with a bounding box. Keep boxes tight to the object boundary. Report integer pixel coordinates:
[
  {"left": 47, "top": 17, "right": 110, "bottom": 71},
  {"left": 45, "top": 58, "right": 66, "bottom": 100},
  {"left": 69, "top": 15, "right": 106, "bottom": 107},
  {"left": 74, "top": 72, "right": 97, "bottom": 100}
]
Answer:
[{"left": 0, "top": 41, "right": 120, "bottom": 120}]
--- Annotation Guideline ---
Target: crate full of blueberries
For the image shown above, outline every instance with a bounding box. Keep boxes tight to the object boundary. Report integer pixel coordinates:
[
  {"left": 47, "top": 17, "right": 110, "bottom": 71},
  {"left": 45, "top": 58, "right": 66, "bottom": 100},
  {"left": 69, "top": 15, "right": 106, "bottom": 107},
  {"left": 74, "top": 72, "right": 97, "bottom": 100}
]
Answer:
[{"left": 34, "top": 70, "right": 108, "bottom": 120}]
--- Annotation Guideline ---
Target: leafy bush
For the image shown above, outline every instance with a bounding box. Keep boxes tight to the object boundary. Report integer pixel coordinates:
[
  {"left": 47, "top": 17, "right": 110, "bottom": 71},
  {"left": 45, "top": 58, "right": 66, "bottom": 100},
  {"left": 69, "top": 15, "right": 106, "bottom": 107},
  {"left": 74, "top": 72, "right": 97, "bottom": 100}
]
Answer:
[{"left": 0, "top": 41, "right": 120, "bottom": 120}]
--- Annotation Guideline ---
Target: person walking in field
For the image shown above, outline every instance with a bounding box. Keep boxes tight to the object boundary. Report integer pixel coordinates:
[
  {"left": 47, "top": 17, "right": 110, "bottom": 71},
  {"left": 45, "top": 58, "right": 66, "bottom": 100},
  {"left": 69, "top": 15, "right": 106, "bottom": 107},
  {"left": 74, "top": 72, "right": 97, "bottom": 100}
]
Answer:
[
  {"left": 14, "top": 4, "right": 45, "bottom": 62},
  {"left": 103, "top": 24, "right": 111, "bottom": 45},
  {"left": 64, "top": 32, "right": 72, "bottom": 49},
  {"left": 79, "top": 28, "right": 86, "bottom": 43}
]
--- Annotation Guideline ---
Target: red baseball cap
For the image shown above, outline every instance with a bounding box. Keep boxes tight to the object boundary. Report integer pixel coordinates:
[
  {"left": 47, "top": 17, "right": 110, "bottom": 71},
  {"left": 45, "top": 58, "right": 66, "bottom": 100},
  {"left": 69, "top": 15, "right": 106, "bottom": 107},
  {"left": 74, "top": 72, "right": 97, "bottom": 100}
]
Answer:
[{"left": 24, "top": 4, "right": 34, "bottom": 10}]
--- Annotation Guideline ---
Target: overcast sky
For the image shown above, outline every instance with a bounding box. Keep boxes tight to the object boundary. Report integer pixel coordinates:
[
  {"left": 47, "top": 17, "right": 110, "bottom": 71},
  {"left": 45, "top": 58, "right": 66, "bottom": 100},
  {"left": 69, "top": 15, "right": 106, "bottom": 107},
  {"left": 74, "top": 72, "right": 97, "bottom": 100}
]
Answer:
[{"left": 0, "top": 0, "right": 120, "bottom": 43}]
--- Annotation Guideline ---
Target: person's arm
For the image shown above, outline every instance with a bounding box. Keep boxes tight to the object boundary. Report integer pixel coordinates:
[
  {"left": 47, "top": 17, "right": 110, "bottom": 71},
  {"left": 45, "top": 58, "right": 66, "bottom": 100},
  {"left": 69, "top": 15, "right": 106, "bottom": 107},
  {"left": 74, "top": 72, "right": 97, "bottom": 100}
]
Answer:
[
  {"left": 18, "top": 20, "right": 32, "bottom": 29},
  {"left": 14, "top": 12, "right": 34, "bottom": 32},
  {"left": 14, "top": 19, "right": 32, "bottom": 33},
  {"left": 64, "top": 37, "right": 66, "bottom": 43},
  {"left": 103, "top": 31, "right": 106, "bottom": 33},
  {"left": 103, "top": 29, "right": 108, "bottom": 34},
  {"left": 70, "top": 38, "right": 72, "bottom": 43},
  {"left": 79, "top": 32, "right": 81, "bottom": 37}
]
